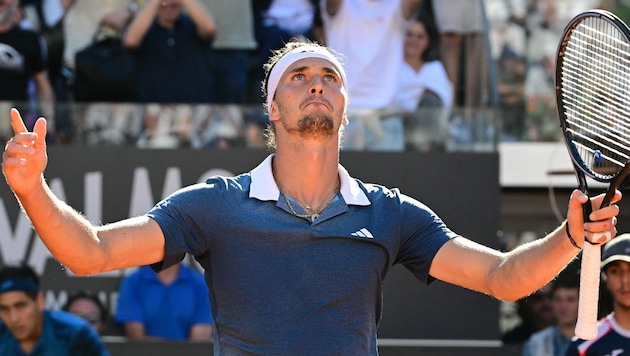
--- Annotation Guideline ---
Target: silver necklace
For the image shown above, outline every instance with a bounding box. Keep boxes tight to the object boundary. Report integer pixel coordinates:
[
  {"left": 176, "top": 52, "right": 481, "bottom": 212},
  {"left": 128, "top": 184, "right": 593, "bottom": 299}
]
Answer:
[{"left": 280, "top": 179, "right": 340, "bottom": 222}]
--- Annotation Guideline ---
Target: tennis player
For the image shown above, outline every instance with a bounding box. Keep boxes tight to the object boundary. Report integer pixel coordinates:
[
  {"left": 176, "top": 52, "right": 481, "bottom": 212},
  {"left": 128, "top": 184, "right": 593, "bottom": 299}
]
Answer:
[{"left": 2, "top": 41, "right": 621, "bottom": 355}]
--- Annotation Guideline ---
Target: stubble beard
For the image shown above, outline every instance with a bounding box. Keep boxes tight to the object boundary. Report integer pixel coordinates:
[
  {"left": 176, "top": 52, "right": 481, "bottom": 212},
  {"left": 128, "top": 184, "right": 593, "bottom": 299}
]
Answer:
[{"left": 284, "top": 112, "right": 335, "bottom": 140}]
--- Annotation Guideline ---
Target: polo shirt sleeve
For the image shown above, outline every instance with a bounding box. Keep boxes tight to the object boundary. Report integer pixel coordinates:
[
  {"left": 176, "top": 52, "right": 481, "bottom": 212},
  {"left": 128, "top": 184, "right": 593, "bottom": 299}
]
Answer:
[
  {"left": 395, "top": 194, "right": 457, "bottom": 285},
  {"left": 147, "top": 180, "right": 228, "bottom": 271}
]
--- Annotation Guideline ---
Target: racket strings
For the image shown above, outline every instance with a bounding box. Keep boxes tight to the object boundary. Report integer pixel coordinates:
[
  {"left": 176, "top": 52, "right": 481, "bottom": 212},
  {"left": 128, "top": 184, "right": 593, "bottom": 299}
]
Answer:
[
  {"left": 562, "top": 28, "right": 630, "bottom": 127},
  {"left": 562, "top": 66, "right": 630, "bottom": 132},
  {"left": 560, "top": 17, "right": 630, "bottom": 178},
  {"left": 563, "top": 22, "right": 630, "bottom": 127}
]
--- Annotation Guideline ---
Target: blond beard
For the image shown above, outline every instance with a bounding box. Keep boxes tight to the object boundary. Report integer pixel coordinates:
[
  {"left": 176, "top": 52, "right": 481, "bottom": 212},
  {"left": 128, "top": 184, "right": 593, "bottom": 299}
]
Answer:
[{"left": 285, "top": 112, "right": 334, "bottom": 140}]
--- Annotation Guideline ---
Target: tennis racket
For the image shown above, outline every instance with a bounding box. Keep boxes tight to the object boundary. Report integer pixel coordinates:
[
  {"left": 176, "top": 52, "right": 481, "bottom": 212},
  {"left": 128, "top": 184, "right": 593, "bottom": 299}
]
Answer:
[{"left": 555, "top": 9, "right": 630, "bottom": 340}]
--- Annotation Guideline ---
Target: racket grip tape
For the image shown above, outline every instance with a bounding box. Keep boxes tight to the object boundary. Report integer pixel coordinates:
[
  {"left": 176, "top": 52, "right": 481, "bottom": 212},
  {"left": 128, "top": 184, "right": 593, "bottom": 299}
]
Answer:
[{"left": 575, "top": 243, "right": 601, "bottom": 340}]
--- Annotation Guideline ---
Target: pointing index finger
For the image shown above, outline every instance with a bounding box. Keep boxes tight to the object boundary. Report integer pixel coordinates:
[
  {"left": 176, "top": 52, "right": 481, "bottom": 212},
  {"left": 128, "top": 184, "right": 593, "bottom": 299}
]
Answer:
[{"left": 10, "top": 108, "right": 28, "bottom": 134}]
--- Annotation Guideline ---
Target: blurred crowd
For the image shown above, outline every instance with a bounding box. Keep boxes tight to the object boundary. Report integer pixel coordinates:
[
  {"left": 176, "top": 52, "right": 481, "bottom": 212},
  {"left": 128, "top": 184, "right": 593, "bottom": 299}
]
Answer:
[{"left": 1, "top": 0, "right": 628, "bottom": 151}]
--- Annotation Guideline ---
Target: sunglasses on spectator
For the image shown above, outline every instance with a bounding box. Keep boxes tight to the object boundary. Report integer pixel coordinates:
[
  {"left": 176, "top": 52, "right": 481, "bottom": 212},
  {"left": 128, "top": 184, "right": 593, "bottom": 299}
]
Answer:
[
  {"left": 528, "top": 293, "right": 552, "bottom": 302},
  {"left": 72, "top": 312, "right": 102, "bottom": 324}
]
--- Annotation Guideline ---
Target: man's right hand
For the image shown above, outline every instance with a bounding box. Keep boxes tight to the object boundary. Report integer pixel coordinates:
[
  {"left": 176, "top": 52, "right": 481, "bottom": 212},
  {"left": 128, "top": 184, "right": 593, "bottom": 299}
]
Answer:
[{"left": 2, "top": 108, "right": 48, "bottom": 197}]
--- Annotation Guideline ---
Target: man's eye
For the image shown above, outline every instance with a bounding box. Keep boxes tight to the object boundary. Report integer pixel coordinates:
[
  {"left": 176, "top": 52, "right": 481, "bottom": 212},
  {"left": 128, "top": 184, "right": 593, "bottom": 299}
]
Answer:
[
  {"left": 293, "top": 73, "right": 305, "bottom": 80},
  {"left": 324, "top": 75, "right": 335, "bottom": 82}
]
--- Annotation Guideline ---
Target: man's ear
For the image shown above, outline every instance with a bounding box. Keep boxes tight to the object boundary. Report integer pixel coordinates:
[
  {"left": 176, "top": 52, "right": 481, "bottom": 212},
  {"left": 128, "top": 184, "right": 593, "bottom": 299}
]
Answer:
[
  {"left": 268, "top": 101, "right": 280, "bottom": 122},
  {"left": 36, "top": 292, "right": 45, "bottom": 312},
  {"left": 342, "top": 112, "right": 348, "bottom": 125}
]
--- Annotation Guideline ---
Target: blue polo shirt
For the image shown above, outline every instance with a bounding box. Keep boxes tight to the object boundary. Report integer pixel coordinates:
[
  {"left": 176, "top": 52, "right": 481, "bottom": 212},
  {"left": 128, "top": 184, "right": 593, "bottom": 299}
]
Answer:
[
  {"left": 0, "top": 310, "right": 108, "bottom": 356},
  {"left": 115, "top": 264, "right": 213, "bottom": 340},
  {"left": 148, "top": 154, "right": 456, "bottom": 355}
]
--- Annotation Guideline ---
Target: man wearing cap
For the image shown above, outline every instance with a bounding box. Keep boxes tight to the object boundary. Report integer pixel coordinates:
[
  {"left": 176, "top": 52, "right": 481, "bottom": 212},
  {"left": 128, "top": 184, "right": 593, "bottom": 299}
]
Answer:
[
  {"left": 1, "top": 41, "right": 622, "bottom": 354},
  {"left": 0, "top": 265, "right": 108, "bottom": 355},
  {"left": 565, "top": 234, "right": 630, "bottom": 355}
]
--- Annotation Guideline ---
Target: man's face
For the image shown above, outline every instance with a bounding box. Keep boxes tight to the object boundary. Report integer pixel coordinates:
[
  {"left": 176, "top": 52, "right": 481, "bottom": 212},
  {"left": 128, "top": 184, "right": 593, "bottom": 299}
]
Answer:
[
  {"left": 269, "top": 57, "right": 347, "bottom": 141},
  {"left": 527, "top": 285, "right": 554, "bottom": 325},
  {"left": 551, "top": 286, "right": 579, "bottom": 328},
  {"left": 0, "top": 0, "right": 17, "bottom": 26},
  {"left": 0, "top": 291, "right": 44, "bottom": 343},
  {"left": 157, "top": 0, "right": 182, "bottom": 24},
  {"left": 604, "top": 260, "right": 630, "bottom": 308},
  {"left": 66, "top": 298, "right": 105, "bottom": 334}
]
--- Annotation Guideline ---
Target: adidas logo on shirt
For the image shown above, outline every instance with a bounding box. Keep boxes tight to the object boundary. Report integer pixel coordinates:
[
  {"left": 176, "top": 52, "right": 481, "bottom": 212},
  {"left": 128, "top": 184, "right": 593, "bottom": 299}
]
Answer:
[{"left": 351, "top": 228, "right": 374, "bottom": 239}]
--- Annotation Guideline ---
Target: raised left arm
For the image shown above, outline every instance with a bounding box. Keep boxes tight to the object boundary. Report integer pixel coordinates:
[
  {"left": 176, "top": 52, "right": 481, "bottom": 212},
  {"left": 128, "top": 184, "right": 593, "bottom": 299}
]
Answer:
[{"left": 429, "top": 189, "right": 620, "bottom": 301}]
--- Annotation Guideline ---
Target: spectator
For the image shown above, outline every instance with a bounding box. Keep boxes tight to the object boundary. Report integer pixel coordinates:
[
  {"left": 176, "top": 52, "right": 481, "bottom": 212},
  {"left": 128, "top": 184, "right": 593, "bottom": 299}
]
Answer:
[
  {"left": 122, "top": 0, "right": 215, "bottom": 104},
  {"left": 201, "top": 0, "right": 257, "bottom": 104},
  {"left": 63, "top": 290, "right": 108, "bottom": 335},
  {"left": 83, "top": 103, "right": 143, "bottom": 146},
  {"left": 189, "top": 104, "right": 244, "bottom": 148},
  {"left": 320, "top": 0, "right": 422, "bottom": 151},
  {"left": 496, "top": 46, "right": 526, "bottom": 141},
  {"left": 521, "top": 265, "right": 580, "bottom": 356},
  {"left": 0, "top": 264, "right": 108, "bottom": 355},
  {"left": 115, "top": 263, "right": 213, "bottom": 341},
  {"left": 566, "top": 233, "right": 630, "bottom": 355},
  {"left": 62, "top": 0, "right": 138, "bottom": 81},
  {"left": 253, "top": 0, "right": 318, "bottom": 103},
  {"left": 136, "top": 103, "right": 192, "bottom": 148},
  {"left": 501, "top": 283, "right": 555, "bottom": 345},
  {"left": 61, "top": 0, "right": 138, "bottom": 143},
  {"left": 0, "top": 0, "right": 55, "bottom": 142},
  {"left": 432, "top": 0, "right": 489, "bottom": 143},
  {"left": 18, "top": 0, "right": 76, "bottom": 143},
  {"left": 430, "top": 0, "right": 494, "bottom": 149},
  {"left": 395, "top": 15, "right": 452, "bottom": 151},
  {"left": 18, "top": 0, "right": 66, "bottom": 101}
]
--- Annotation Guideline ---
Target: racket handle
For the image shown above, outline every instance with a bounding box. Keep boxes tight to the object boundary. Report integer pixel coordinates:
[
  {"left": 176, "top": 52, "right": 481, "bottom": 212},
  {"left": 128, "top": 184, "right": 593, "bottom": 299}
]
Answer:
[{"left": 575, "top": 242, "right": 601, "bottom": 340}]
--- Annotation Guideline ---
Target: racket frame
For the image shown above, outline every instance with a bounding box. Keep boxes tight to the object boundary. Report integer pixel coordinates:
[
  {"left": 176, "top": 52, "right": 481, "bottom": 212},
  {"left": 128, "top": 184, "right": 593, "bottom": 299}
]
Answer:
[{"left": 555, "top": 9, "right": 630, "bottom": 340}]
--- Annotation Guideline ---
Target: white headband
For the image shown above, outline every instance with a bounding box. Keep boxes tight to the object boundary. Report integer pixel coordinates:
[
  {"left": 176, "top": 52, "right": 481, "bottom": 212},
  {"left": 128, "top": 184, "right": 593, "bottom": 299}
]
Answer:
[{"left": 266, "top": 45, "right": 347, "bottom": 111}]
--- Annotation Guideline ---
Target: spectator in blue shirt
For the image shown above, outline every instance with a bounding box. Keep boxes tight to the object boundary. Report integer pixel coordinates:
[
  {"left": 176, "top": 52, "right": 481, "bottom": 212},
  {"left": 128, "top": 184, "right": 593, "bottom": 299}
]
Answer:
[
  {"left": 0, "top": 264, "right": 108, "bottom": 356},
  {"left": 115, "top": 262, "right": 213, "bottom": 341}
]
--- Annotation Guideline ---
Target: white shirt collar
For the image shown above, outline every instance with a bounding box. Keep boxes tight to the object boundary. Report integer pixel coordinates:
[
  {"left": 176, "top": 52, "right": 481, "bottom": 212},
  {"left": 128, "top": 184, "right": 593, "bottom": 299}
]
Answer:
[{"left": 249, "top": 154, "right": 370, "bottom": 206}]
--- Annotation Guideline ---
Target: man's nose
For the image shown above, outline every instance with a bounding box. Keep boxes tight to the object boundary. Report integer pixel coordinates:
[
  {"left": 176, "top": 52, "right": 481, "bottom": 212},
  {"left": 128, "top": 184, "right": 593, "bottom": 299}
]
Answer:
[{"left": 309, "top": 76, "right": 324, "bottom": 94}]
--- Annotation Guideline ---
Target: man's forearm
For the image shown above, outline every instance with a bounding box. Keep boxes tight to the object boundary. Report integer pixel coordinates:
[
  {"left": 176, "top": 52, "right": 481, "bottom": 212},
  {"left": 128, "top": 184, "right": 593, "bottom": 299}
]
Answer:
[
  {"left": 489, "top": 223, "right": 581, "bottom": 300},
  {"left": 181, "top": 0, "right": 215, "bottom": 39},
  {"left": 16, "top": 177, "right": 105, "bottom": 276},
  {"left": 123, "top": 0, "right": 160, "bottom": 48}
]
